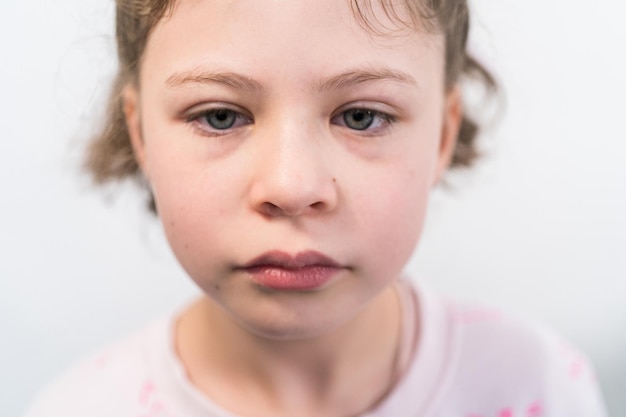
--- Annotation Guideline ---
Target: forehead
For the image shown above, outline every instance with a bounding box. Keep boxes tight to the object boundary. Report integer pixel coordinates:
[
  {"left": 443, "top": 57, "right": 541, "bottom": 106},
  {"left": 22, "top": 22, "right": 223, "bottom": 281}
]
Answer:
[
  {"left": 160, "top": 0, "right": 422, "bottom": 33},
  {"left": 142, "top": 0, "right": 443, "bottom": 89}
]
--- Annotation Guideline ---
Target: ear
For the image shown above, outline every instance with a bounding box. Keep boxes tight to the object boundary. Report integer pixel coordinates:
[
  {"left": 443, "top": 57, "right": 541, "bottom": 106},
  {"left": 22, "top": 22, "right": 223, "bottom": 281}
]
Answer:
[
  {"left": 432, "top": 86, "right": 462, "bottom": 185},
  {"left": 122, "top": 84, "right": 148, "bottom": 178}
]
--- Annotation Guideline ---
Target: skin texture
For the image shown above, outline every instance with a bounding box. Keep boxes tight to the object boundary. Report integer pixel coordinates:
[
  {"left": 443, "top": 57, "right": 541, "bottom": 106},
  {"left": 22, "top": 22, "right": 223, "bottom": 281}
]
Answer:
[{"left": 123, "top": 0, "right": 461, "bottom": 415}]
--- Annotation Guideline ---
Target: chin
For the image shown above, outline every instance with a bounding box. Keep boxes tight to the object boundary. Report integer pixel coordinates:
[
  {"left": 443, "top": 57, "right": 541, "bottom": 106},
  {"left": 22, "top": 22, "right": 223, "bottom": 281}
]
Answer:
[
  {"left": 224, "top": 293, "right": 361, "bottom": 342},
  {"left": 237, "top": 308, "right": 344, "bottom": 342}
]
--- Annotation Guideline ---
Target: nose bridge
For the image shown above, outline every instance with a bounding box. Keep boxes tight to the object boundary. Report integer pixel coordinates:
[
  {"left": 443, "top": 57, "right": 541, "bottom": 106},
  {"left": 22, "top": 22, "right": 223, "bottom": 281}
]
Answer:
[{"left": 249, "top": 113, "right": 337, "bottom": 216}]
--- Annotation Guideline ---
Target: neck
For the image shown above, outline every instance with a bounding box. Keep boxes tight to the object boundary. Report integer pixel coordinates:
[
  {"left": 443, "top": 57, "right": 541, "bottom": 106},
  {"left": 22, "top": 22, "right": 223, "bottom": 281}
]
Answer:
[{"left": 176, "top": 284, "right": 403, "bottom": 417}]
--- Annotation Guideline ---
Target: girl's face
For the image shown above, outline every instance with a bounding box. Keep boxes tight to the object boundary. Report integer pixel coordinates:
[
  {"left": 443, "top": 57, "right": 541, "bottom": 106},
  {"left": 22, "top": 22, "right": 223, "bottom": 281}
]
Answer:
[{"left": 126, "top": 0, "right": 460, "bottom": 339}]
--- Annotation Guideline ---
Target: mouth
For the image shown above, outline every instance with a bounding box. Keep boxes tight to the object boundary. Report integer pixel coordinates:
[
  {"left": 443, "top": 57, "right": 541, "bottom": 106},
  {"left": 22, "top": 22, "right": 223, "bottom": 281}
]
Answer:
[{"left": 235, "top": 251, "right": 345, "bottom": 291}]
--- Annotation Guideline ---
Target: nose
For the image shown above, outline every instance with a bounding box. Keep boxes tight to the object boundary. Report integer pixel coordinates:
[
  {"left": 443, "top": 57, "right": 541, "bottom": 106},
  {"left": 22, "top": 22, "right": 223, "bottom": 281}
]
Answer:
[{"left": 248, "top": 122, "right": 338, "bottom": 218}]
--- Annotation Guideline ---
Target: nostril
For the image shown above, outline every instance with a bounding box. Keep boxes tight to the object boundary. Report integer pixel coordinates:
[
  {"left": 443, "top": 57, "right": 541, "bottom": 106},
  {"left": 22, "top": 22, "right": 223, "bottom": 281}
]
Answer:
[
  {"left": 258, "top": 200, "right": 327, "bottom": 218},
  {"left": 260, "top": 202, "right": 284, "bottom": 217},
  {"left": 251, "top": 175, "right": 338, "bottom": 218}
]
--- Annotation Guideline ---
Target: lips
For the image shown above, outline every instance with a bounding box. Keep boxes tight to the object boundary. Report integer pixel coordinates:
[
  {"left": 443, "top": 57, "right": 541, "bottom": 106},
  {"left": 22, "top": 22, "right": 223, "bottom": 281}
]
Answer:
[{"left": 236, "top": 251, "right": 344, "bottom": 291}]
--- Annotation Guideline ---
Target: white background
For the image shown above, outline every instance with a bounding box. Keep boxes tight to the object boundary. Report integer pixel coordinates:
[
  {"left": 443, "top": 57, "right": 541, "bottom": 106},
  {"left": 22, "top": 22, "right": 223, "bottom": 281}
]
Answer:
[{"left": 2, "top": 0, "right": 625, "bottom": 415}]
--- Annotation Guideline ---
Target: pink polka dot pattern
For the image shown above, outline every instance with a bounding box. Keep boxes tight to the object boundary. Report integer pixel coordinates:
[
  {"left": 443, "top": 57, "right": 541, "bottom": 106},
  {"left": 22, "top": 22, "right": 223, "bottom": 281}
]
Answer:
[
  {"left": 137, "top": 380, "right": 177, "bottom": 417},
  {"left": 464, "top": 400, "right": 544, "bottom": 417},
  {"left": 558, "top": 340, "right": 591, "bottom": 381}
]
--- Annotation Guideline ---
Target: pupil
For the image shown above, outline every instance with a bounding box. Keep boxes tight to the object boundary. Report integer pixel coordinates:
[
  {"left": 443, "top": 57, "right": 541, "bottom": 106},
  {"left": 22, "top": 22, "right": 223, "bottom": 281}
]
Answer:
[
  {"left": 344, "top": 109, "right": 374, "bottom": 130},
  {"left": 208, "top": 109, "right": 236, "bottom": 129}
]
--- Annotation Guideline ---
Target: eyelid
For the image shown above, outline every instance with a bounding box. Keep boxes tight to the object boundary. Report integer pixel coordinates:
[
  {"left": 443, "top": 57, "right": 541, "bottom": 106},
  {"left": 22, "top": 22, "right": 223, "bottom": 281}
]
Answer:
[
  {"left": 184, "top": 102, "right": 251, "bottom": 121},
  {"left": 184, "top": 103, "right": 253, "bottom": 136},
  {"left": 333, "top": 100, "right": 401, "bottom": 117},
  {"left": 331, "top": 102, "right": 398, "bottom": 135}
]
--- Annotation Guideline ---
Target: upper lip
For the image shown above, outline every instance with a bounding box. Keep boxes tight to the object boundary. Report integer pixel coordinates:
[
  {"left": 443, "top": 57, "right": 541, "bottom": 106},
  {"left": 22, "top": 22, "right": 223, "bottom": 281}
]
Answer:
[{"left": 238, "top": 250, "right": 342, "bottom": 270}]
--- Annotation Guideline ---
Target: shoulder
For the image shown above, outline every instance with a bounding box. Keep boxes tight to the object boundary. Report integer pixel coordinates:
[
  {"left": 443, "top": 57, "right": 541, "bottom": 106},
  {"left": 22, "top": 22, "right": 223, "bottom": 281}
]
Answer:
[
  {"left": 22, "top": 317, "right": 168, "bottom": 417},
  {"left": 438, "top": 300, "right": 607, "bottom": 416}
]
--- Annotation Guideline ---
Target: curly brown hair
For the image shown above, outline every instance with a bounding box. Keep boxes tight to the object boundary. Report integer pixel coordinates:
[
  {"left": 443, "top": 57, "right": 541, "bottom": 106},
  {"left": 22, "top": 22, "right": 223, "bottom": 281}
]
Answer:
[{"left": 85, "top": 0, "right": 498, "bottom": 212}]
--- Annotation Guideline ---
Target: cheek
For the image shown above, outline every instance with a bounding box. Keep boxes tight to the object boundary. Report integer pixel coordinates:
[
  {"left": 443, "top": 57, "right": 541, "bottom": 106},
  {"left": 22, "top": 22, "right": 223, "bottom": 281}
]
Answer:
[
  {"left": 352, "top": 161, "right": 433, "bottom": 279},
  {"left": 143, "top": 140, "right": 238, "bottom": 272},
  {"left": 353, "top": 122, "right": 440, "bottom": 259}
]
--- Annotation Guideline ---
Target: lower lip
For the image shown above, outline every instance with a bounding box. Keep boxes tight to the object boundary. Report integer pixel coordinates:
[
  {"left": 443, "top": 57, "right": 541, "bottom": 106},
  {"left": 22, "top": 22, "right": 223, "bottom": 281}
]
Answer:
[{"left": 243, "top": 265, "right": 340, "bottom": 291}]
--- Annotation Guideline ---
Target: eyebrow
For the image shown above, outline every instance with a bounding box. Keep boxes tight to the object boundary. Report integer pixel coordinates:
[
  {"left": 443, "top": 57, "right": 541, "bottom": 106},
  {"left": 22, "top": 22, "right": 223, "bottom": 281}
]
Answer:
[
  {"left": 166, "top": 69, "right": 266, "bottom": 92},
  {"left": 313, "top": 67, "right": 418, "bottom": 92},
  {"left": 165, "top": 66, "right": 417, "bottom": 93}
]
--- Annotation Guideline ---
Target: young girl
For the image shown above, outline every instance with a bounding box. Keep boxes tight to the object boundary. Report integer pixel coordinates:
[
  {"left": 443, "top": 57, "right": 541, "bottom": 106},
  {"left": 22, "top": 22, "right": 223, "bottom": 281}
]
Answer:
[{"left": 25, "top": 0, "right": 607, "bottom": 416}]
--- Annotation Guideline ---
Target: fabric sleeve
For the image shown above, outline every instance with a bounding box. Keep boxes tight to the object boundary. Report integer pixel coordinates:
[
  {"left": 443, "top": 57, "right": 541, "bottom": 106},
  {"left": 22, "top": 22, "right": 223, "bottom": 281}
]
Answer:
[
  {"left": 21, "top": 338, "right": 148, "bottom": 417},
  {"left": 540, "top": 336, "right": 608, "bottom": 417},
  {"left": 433, "top": 303, "right": 610, "bottom": 417}
]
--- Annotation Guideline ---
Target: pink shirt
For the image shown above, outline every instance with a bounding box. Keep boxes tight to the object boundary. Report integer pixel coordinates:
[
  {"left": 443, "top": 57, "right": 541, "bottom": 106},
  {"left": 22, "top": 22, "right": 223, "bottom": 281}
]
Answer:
[{"left": 24, "top": 281, "right": 607, "bottom": 417}]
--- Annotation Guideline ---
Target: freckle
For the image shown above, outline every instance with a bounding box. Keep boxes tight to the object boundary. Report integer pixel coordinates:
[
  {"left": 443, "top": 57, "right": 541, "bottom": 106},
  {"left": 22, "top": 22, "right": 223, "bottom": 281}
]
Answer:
[
  {"left": 214, "top": 284, "right": 220, "bottom": 291},
  {"left": 332, "top": 177, "right": 337, "bottom": 183}
]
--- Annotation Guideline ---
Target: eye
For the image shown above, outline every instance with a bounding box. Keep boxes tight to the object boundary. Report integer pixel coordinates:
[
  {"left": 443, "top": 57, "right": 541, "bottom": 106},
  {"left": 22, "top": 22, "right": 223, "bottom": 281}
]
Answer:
[
  {"left": 187, "top": 106, "right": 252, "bottom": 136},
  {"left": 331, "top": 107, "right": 395, "bottom": 134},
  {"left": 203, "top": 109, "right": 238, "bottom": 129},
  {"left": 343, "top": 109, "right": 375, "bottom": 130}
]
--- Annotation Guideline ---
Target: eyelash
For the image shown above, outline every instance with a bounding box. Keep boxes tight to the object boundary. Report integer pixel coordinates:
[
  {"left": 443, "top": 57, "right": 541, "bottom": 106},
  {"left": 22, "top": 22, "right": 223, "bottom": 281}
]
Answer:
[
  {"left": 330, "top": 108, "right": 395, "bottom": 135},
  {"left": 185, "top": 106, "right": 396, "bottom": 137},
  {"left": 186, "top": 107, "right": 253, "bottom": 137}
]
